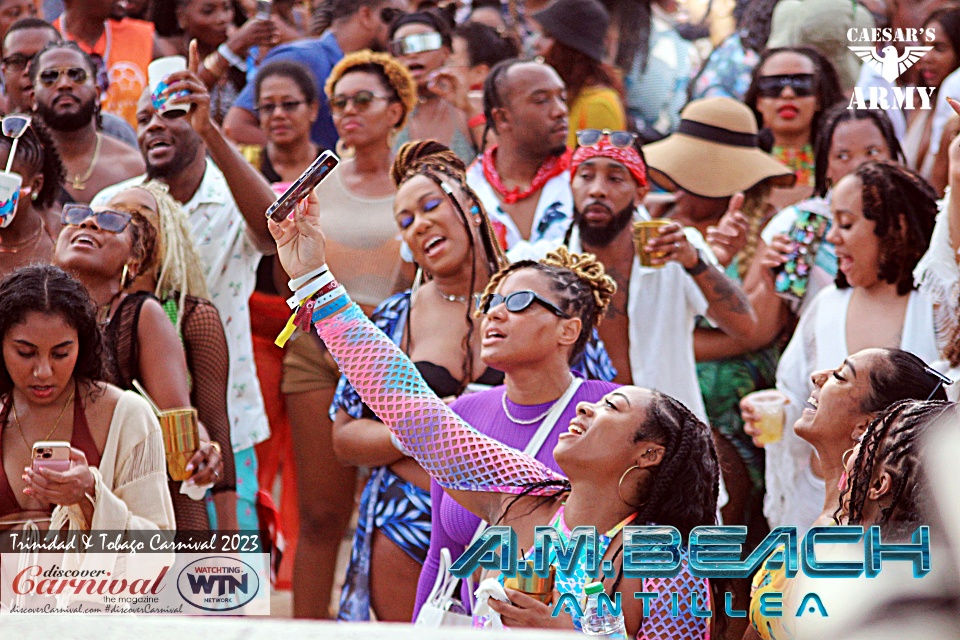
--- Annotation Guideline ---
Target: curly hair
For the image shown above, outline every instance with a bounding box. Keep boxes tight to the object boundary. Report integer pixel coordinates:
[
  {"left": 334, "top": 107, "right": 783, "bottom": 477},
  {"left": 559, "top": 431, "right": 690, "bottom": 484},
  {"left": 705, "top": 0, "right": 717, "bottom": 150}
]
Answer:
[
  {"left": 835, "top": 161, "right": 937, "bottom": 296},
  {"left": 813, "top": 105, "right": 903, "bottom": 197},
  {"left": 477, "top": 247, "right": 616, "bottom": 363},
  {"left": 0, "top": 265, "right": 108, "bottom": 397},
  {"left": 0, "top": 115, "right": 64, "bottom": 209},
  {"left": 325, "top": 50, "right": 418, "bottom": 130},
  {"left": 391, "top": 140, "right": 508, "bottom": 394},
  {"left": 841, "top": 399, "right": 953, "bottom": 540},
  {"left": 743, "top": 46, "right": 845, "bottom": 149}
]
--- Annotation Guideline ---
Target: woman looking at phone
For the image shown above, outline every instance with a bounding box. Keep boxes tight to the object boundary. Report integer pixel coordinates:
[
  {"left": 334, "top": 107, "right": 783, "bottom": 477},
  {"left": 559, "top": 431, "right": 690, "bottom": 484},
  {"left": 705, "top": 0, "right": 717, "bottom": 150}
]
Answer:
[
  {"left": 280, "top": 50, "right": 416, "bottom": 619},
  {"left": 741, "top": 161, "right": 940, "bottom": 534},
  {"left": 52, "top": 195, "right": 225, "bottom": 531},
  {"left": 270, "top": 191, "right": 719, "bottom": 638},
  {"left": 0, "top": 264, "right": 174, "bottom": 533},
  {"left": 389, "top": 8, "right": 476, "bottom": 164}
]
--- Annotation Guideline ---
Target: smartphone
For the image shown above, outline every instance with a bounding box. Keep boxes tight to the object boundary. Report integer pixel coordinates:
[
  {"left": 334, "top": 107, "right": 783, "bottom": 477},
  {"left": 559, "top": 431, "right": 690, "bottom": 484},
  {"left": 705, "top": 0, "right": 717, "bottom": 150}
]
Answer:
[
  {"left": 773, "top": 208, "right": 831, "bottom": 302},
  {"left": 32, "top": 441, "right": 72, "bottom": 473},
  {"left": 255, "top": 0, "right": 272, "bottom": 20},
  {"left": 265, "top": 150, "right": 339, "bottom": 223}
]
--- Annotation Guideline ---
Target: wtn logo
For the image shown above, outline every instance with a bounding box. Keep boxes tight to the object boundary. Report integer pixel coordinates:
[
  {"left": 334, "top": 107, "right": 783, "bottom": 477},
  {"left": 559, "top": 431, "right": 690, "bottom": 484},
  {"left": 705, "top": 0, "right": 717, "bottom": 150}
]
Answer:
[
  {"left": 847, "top": 27, "right": 937, "bottom": 110},
  {"left": 186, "top": 572, "right": 249, "bottom": 596}
]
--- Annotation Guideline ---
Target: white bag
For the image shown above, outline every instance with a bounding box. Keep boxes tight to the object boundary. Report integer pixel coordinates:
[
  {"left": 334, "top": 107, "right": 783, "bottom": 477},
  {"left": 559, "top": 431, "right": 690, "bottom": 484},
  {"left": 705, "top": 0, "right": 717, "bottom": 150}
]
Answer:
[{"left": 414, "top": 377, "right": 583, "bottom": 628}]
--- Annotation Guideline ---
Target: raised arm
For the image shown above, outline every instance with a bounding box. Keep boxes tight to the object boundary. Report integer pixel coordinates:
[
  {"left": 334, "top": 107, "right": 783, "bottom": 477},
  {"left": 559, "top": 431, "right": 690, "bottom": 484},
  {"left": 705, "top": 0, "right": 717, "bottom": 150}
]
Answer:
[{"left": 269, "top": 193, "right": 565, "bottom": 523}]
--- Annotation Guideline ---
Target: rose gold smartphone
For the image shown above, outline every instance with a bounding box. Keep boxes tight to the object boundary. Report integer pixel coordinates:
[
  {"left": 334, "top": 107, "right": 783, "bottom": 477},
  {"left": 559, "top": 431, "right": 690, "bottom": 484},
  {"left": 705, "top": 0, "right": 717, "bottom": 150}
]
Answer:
[
  {"left": 265, "top": 150, "right": 339, "bottom": 223},
  {"left": 32, "top": 441, "right": 71, "bottom": 473}
]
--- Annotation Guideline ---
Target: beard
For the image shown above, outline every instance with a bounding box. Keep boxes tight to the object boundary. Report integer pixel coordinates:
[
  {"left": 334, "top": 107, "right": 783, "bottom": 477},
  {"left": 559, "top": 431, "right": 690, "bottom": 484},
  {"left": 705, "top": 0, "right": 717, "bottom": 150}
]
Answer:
[
  {"left": 574, "top": 200, "right": 635, "bottom": 248},
  {"left": 36, "top": 96, "right": 96, "bottom": 133}
]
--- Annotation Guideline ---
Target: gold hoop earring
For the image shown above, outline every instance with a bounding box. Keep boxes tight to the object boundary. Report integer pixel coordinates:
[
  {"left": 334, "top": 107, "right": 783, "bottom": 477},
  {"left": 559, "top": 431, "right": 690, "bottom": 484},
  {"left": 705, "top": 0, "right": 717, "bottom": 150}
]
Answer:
[
  {"left": 120, "top": 264, "right": 131, "bottom": 289},
  {"left": 617, "top": 464, "right": 649, "bottom": 508},
  {"left": 412, "top": 267, "right": 423, "bottom": 297},
  {"left": 841, "top": 447, "right": 856, "bottom": 469}
]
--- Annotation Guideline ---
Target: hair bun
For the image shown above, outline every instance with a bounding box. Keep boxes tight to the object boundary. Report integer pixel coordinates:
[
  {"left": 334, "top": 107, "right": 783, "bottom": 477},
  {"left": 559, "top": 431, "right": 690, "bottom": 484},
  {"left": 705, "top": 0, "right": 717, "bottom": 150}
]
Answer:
[{"left": 539, "top": 247, "right": 617, "bottom": 320}]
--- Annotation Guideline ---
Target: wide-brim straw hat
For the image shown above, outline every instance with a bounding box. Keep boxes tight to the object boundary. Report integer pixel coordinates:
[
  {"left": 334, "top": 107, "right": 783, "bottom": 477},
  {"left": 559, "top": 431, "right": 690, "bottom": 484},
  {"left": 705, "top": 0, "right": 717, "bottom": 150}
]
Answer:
[{"left": 643, "top": 97, "right": 796, "bottom": 198}]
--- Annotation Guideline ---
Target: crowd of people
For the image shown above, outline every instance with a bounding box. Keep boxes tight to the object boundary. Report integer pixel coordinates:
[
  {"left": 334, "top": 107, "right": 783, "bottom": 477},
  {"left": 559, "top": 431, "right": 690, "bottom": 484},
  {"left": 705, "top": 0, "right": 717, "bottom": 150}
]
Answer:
[{"left": 0, "top": 0, "right": 959, "bottom": 637}]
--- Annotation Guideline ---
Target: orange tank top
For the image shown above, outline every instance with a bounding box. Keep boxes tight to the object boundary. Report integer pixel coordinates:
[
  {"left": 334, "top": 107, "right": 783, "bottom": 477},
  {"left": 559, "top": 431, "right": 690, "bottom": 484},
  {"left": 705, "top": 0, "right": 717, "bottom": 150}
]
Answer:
[{"left": 53, "top": 17, "right": 154, "bottom": 127}]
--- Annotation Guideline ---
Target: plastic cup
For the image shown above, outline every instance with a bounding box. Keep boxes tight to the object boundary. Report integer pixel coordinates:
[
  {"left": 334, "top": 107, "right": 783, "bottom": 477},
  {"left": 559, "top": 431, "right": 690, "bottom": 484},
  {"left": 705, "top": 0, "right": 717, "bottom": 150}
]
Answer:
[
  {"left": 148, "top": 56, "right": 189, "bottom": 116},
  {"left": 0, "top": 171, "right": 23, "bottom": 229},
  {"left": 633, "top": 219, "right": 672, "bottom": 268},
  {"left": 158, "top": 407, "right": 199, "bottom": 480},
  {"left": 750, "top": 391, "right": 786, "bottom": 445},
  {"left": 503, "top": 560, "right": 554, "bottom": 604}
]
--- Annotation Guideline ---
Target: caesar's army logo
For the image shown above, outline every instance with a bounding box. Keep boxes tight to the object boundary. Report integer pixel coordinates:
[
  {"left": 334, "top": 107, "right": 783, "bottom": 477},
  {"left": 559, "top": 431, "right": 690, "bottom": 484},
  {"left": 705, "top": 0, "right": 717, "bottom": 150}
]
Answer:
[{"left": 847, "top": 27, "right": 936, "bottom": 110}]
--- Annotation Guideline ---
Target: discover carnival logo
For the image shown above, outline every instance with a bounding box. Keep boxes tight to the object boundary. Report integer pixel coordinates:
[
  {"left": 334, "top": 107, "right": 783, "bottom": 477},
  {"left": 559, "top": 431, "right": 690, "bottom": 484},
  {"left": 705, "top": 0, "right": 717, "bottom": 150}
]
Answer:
[{"left": 847, "top": 27, "right": 936, "bottom": 110}]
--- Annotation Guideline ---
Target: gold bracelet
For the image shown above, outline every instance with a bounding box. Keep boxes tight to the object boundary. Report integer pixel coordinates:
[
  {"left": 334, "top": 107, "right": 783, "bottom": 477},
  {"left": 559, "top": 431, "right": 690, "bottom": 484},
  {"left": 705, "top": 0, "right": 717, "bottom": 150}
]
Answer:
[
  {"left": 203, "top": 52, "right": 228, "bottom": 77},
  {"left": 209, "top": 441, "right": 222, "bottom": 456}
]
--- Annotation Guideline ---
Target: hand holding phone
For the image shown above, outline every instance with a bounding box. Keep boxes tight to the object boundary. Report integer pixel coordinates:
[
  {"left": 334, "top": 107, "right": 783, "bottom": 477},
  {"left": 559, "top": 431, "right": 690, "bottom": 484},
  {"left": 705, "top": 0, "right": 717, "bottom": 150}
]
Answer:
[
  {"left": 32, "top": 441, "right": 72, "bottom": 473},
  {"left": 265, "top": 150, "right": 339, "bottom": 223}
]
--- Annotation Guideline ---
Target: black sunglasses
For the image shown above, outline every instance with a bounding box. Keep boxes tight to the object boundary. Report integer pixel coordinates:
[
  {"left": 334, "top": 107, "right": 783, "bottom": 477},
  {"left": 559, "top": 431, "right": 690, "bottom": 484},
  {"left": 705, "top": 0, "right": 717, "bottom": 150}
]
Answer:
[
  {"left": 37, "top": 66, "right": 89, "bottom": 88},
  {"left": 475, "top": 290, "right": 571, "bottom": 318},
  {"left": 756, "top": 73, "right": 816, "bottom": 98},
  {"left": 61, "top": 204, "right": 132, "bottom": 233},
  {"left": 256, "top": 100, "right": 306, "bottom": 116},
  {"left": 1, "top": 52, "right": 35, "bottom": 73},
  {"left": 924, "top": 366, "right": 954, "bottom": 401},
  {"left": 576, "top": 129, "right": 638, "bottom": 150}
]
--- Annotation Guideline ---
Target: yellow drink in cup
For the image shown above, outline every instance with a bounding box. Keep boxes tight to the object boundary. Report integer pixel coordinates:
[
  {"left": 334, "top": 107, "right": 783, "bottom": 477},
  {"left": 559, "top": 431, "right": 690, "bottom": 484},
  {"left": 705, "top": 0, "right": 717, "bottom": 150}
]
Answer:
[
  {"left": 633, "top": 219, "right": 672, "bottom": 268},
  {"left": 751, "top": 391, "right": 786, "bottom": 445}
]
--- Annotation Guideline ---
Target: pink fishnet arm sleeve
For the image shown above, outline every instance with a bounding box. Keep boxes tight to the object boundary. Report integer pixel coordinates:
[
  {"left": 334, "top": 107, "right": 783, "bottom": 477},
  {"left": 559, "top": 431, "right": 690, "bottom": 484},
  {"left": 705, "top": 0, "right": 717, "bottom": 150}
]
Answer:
[
  {"left": 640, "top": 565, "right": 711, "bottom": 640},
  {"left": 314, "top": 303, "right": 565, "bottom": 494}
]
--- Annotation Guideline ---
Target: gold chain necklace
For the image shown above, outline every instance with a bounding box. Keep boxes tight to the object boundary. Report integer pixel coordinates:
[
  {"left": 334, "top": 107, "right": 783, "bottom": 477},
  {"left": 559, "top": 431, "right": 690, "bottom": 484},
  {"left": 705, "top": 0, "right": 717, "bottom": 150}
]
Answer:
[
  {"left": 0, "top": 217, "right": 44, "bottom": 253},
  {"left": 71, "top": 133, "right": 102, "bottom": 191},
  {"left": 10, "top": 386, "right": 76, "bottom": 453}
]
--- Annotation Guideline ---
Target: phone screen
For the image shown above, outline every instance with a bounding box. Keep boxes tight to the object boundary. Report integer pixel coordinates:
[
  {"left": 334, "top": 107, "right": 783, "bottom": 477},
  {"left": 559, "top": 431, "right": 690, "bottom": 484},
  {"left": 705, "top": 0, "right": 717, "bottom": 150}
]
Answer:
[{"left": 265, "top": 151, "right": 339, "bottom": 223}]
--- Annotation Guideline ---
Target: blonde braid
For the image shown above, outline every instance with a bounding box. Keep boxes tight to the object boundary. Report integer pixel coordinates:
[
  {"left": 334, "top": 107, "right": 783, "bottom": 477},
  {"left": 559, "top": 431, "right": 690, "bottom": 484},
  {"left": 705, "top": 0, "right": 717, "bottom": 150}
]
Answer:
[
  {"left": 539, "top": 247, "right": 617, "bottom": 323},
  {"left": 137, "top": 180, "right": 210, "bottom": 331},
  {"left": 735, "top": 180, "right": 773, "bottom": 280}
]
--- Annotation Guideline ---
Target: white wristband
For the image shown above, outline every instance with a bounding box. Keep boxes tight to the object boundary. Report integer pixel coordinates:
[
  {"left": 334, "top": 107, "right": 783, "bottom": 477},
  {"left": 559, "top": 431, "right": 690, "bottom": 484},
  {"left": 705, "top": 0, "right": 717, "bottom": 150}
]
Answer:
[
  {"left": 288, "top": 264, "right": 329, "bottom": 291},
  {"left": 311, "top": 286, "right": 347, "bottom": 310},
  {"left": 288, "top": 271, "right": 337, "bottom": 308},
  {"left": 218, "top": 43, "right": 246, "bottom": 70}
]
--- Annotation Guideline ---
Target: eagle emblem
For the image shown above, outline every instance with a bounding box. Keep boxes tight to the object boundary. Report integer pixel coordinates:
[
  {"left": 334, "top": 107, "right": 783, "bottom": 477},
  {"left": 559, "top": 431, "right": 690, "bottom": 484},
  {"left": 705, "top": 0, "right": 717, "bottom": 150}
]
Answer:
[{"left": 848, "top": 45, "right": 934, "bottom": 83}]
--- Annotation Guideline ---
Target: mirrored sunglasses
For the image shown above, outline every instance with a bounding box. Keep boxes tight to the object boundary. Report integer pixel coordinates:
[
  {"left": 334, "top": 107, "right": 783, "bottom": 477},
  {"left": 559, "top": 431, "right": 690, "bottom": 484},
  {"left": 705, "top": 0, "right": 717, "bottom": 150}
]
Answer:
[
  {"left": 1, "top": 114, "right": 30, "bottom": 139},
  {"left": 475, "top": 290, "right": 570, "bottom": 318},
  {"left": 576, "top": 129, "right": 639, "bottom": 150},
  {"left": 37, "top": 66, "right": 89, "bottom": 88},
  {"left": 389, "top": 32, "right": 444, "bottom": 57},
  {"left": 61, "top": 204, "right": 132, "bottom": 233},
  {"left": 756, "top": 73, "right": 816, "bottom": 98}
]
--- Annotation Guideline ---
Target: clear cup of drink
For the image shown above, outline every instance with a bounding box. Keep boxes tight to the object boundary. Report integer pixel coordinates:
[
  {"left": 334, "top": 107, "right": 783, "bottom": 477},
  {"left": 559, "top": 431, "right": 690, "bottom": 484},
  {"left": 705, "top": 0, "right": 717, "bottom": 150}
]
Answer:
[{"left": 750, "top": 391, "right": 786, "bottom": 445}]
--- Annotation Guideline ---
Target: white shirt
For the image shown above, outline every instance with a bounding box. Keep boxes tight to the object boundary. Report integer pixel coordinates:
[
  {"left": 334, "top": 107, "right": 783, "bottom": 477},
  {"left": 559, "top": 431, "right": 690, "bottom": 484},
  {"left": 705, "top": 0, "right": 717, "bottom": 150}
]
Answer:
[
  {"left": 766, "top": 285, "right": 939, "bottom": 533},
  {"left": 92, "top": 159, "right": 269, "bottom": 452},
  {"left": 465, "top": 159, "right": 574, "bottom": 262}
]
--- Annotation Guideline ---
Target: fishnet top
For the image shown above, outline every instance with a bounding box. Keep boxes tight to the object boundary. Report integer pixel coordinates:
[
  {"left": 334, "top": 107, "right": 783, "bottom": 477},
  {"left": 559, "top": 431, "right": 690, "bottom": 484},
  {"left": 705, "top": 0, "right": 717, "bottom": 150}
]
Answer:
[
  {"left": 315, "top": 302, "right": 564, "bottom": 494},
  {"left": 106, "top": 292, "right": 237, "bottom": 495},
  {"left": 315, "top": 303, "right": 711, "bottom": 639}
]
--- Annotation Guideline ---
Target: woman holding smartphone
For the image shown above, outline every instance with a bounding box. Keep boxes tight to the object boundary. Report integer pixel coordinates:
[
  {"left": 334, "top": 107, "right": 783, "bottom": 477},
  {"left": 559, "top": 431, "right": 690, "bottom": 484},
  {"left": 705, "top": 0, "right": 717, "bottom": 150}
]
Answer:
[
  {"left": 333, "top": 140, "right": 618, "bottom": 622},
  {"left": 0, "top": 265, "right": 174, "bottom": 535}
]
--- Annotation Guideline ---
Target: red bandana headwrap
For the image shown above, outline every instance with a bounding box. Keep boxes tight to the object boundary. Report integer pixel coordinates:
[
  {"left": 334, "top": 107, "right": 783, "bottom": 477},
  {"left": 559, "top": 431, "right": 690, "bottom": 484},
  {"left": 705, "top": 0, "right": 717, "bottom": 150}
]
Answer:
[{"left": 570, "top": 137, "right": 648, "bottom": 188}]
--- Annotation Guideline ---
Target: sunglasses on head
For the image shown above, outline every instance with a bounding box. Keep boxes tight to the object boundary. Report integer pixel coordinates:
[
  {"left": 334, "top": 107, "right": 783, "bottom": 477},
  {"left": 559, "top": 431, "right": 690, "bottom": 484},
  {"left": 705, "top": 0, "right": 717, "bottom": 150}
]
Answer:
[
  {"left": 576, "top": 129, "right": 639, "bottom": 150},
  {"left": 389, "top": 32, "right": 444, "bottom": 57},
  {"left": 475, "top": 290, "right": 571, "bottom": 318},
  {"left": 37, "top": 66, "right": 89, "bottom": 88},
  {"left": 2, "top": 114, "right": 30, "bottom": 173},
  {"left": 61, "top": 203, "right": 132, "bottom": 233},
  {"left": 256, "top": 100, "right": 306, "bottom": 116},
  {"left": 329, "top": 90, "right": 392, "bottom": 113},
  {"left": 924, "top": 366, "right": 954, "bottom": 401},
  {"left": 756, "top": 73, "right": 816, "bottom": 98}
]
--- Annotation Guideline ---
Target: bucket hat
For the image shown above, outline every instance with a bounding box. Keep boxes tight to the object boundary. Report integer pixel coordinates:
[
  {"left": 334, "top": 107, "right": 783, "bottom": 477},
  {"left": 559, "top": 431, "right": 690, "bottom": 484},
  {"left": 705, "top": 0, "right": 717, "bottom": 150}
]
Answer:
[
  {"left": 643, "top": 97, "right": 796, "bottom": 198},
  {"left": 531, "top": 0, "right": 609, "bottom": 63}
]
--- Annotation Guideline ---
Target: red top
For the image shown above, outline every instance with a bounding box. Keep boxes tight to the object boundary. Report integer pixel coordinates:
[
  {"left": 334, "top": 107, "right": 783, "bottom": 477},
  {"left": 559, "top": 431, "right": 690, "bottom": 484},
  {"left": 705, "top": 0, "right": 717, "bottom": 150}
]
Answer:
[{"left": 0, "top": 391, "right": 102, "bottom": 518}]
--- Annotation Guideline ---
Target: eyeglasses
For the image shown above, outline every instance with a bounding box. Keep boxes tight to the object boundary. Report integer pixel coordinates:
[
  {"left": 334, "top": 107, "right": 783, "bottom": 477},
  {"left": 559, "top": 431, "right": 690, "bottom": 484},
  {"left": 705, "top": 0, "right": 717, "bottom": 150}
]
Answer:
[
  {"left": 380, "top": 6, "right": 404, "bottom": 24},
  {"left": 576, "top": 129, "right": 639, "bottom": 150},
  {"left": 389, "top": 32, "right": 444, "bottom": 57},
  {"left": 475, "top": 290, "right": 571, "bottom": 318},
  {"left": 924, "top": 366, "right": 954, "bottom": 401},
  {"left": 256, "top": 100, "right": 306, "bottom": 116},
  {"left": 61, "top": 204, "right": 133, "bottom": 233},
  {"left": 755, "top": 73, "right": 816, "bottom": 98},
  {"left": 2, "top": 114, "right": 30, "bottom": 173},
  {"left": 329, "top": 90, "right": 392, "bottom": 113},
  {"left": 1, "top": 52, "right": 35, "bottom": 73},
  {"left": 37, "top": 66, "right": 90, "bottom": 88}
]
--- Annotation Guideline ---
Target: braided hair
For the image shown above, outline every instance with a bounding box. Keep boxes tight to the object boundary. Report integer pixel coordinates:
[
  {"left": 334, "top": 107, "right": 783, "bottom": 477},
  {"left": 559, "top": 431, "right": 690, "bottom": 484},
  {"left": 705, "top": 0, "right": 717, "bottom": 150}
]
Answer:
[
  {"left": 477, "top": 247, "right": 616, "bottom": 363},
  {"left": 392, "top": 140, "right": 507, "bottom": 394},
  {"left": 734, "top": 178, "right": 773, "bottom": 280},
  {"left": 835, "top": 161, "right": 937, "bottom": 296},
  {"left": 840, "top": 400, "right": 953, "bottom": 540},
  {"left": 813, "top": 105, "right": 903, "bottom": 197},
  {"left": 480, "top": 57, "right": 524, "bottom": 151}
]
